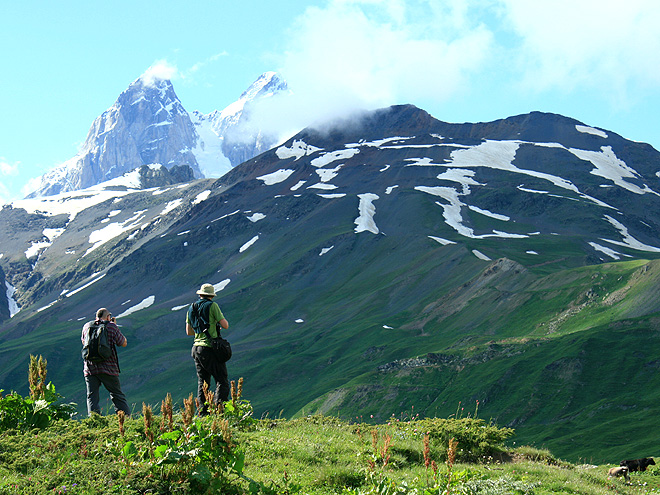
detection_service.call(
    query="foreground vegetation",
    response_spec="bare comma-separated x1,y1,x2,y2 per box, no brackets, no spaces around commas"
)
2,358,660,494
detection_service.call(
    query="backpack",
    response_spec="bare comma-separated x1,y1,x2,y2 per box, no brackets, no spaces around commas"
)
187,299,232,362
82,321,113,363
187,299,214,334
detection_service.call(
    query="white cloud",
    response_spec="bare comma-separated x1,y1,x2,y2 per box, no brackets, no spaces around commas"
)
500,0,660,103
0,158,19,176
186,52,229,77
141,60,179,87
257,0,659,135
257,0,493,136
0,182,12,206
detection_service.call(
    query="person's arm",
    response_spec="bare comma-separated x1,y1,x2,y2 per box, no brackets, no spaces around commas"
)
186,322,195,336
111,322,128,347
218,318,229,330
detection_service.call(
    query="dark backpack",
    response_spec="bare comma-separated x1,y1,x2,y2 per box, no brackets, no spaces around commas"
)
187,299,232,362
82,321,113,362
187,299,214,334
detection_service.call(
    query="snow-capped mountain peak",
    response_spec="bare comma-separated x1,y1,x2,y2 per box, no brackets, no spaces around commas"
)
25,75,202,198
24,71,290,199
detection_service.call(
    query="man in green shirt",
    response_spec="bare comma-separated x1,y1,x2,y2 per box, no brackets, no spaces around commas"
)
186,283,230,414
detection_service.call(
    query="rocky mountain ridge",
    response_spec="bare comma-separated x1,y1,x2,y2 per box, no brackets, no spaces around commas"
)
25,72,288,198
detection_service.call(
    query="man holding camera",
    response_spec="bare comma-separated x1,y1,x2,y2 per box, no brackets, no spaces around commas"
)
81,307,130,416
186,283,230,415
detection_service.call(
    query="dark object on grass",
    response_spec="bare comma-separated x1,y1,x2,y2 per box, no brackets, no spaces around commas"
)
620,457,656,472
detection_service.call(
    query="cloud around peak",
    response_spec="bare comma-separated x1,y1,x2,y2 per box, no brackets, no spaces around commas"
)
140,60,178,87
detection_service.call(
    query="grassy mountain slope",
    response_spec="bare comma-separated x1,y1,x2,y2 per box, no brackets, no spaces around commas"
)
300,259,660,463
3,106,660,465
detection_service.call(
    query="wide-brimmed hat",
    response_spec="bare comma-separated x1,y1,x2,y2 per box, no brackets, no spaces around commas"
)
196,283,216,297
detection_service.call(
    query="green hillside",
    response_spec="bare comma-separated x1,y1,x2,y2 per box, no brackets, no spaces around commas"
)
298,258,660,463
3,244,660,464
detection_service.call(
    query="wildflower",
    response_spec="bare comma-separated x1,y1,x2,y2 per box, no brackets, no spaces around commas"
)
231,380,237,408
117,410,126,437
142,403,154,444
237,377,243,400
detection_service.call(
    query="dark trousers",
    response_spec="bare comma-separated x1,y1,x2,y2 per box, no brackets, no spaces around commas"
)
84,373,130,416
192,345,229,412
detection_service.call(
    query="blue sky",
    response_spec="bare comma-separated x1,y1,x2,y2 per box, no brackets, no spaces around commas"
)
1,0,659,203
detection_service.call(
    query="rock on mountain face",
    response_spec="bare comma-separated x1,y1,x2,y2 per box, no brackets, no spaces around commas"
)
27,77,203,198
27,72,289,199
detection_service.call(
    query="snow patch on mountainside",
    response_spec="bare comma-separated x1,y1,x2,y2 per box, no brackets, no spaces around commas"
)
214,279,231,292
318,193,346,199
469,206,510,221
568,146,659,196
12,187,135,222
415,185,528,240
247,213,266,223
601,215,660,252
472,249,491,261
589,242,627,260
404,140,619,209
160,199,183,216
5,281,20,317
316,165,343,182
320,246,334,256
257,169,295,185
290,180,306,191
311,149,359,168
192,190,212,205
85,210,147,257
240,235,260,252
576,125,608,139
308,183,337,190
355,194,380,234
429,236,456,246
64,273,107,299
25,241,51,260
347,136,415,148
117,295,155,318
276,140,323,160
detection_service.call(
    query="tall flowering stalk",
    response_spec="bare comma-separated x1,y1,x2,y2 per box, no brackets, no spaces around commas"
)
142,403,154,444
231,380,237,409
117,410,126,437
423,433,431,468
182,393,195,437
160,393,173,432
203,384,215,413
28,355,48,400
380,434,392,467
446,437,458,493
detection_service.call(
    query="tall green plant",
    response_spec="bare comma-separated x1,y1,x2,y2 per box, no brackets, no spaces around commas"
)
0,355,77,431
